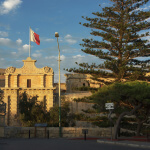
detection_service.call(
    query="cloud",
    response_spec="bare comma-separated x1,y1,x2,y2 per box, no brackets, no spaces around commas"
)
43,38,55,42
11,52,16,55
0,23,10,30
35,28,39,31
0,31,8,37
32,53,42,58
60,55,66,60
16,38,22,45
0,38,30,54
65,34,72,38
18,44,29,52
0,58,4,60
64,34,77,44
45,55,65,60
22,44,29,52
62,48,77,53
45,56,56,59
0,0,22,15
0,37,14,47
73,54,85,58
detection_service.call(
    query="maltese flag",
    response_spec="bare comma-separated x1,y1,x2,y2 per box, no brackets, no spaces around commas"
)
30,28,40,45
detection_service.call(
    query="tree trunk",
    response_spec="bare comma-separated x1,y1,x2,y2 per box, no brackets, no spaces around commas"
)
136,117,148,136
113,112,126,139
136,121,143,136
113,104,142,139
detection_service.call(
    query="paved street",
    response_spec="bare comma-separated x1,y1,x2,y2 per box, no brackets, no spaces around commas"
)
0,138,148,150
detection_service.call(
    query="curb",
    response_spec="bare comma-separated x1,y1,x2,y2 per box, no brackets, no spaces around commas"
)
97,140,150,149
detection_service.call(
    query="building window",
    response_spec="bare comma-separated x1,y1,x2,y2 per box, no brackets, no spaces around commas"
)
27,79,31,88
83,83,85,87
44,96,47,112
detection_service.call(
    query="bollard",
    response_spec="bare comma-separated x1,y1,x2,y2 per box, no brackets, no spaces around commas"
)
29,130,30,139
84,132,86,141
47,130,49,139
82,129,88,141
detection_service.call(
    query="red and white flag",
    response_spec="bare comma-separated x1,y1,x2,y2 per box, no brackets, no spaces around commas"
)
30,28,40,45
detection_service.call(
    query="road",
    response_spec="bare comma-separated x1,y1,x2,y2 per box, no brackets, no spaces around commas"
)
0,138,147,150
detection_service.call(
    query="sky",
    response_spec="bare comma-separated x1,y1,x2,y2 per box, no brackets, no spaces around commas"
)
0,0,150,83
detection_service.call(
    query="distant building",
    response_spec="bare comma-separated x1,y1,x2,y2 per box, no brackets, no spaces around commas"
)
1,57,55,126
54,83,66,94
0,68,5,87
64,73,102,93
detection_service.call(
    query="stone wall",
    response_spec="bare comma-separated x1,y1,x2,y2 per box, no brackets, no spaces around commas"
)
0,127,113,138
0,127,4,137
0,115,5,126
64,92,92,101
69,101,95,114
63,92,95,114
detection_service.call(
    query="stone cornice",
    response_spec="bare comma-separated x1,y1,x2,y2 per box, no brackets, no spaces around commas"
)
5,57,54,75
1,87,56,90
1,87,19,90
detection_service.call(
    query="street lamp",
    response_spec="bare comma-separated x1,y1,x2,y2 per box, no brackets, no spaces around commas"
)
55,32,61,137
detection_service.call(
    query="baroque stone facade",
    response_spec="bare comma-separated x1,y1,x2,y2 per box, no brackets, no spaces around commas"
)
2,57,55,126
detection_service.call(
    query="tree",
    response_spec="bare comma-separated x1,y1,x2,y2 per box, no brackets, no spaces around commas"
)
134,103,150,136
49,97,75,127
49,103,75,127
66,0,150,83
19,92,50,126
88,81,150,139
0,89,5,115
19,92,75,127
0,89,3,103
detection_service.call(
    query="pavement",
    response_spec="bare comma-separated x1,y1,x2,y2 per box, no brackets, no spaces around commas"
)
0,136,150,150
97,136,150,149
70,136,150,149
0,137,149,150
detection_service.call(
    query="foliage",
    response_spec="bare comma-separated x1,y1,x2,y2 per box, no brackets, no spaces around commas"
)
82,108,97,114
49,102,75,127
65,0,150,83
74,113,90,121
85,81,150,139
19,92,50,126
92,120,111,128
90,81,150,113
72,86,98,93
19,92,75,127
74,113,113,127
73,97,92,103
121,121,138,131
120,117,150,136
91,116,113,127
0,89,3,103
120,131,136,137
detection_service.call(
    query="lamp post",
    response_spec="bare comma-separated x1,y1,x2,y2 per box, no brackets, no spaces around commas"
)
55,32,61,137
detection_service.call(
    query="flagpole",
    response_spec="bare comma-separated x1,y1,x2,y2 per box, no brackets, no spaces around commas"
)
29,27,31,57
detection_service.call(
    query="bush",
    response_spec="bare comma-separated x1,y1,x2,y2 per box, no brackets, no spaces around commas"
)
19,92,75,127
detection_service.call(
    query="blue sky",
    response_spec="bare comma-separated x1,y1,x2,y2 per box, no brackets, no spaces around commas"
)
0,0,150,83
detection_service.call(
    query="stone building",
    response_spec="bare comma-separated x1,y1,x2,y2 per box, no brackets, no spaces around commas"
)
65,73,102,93
0,68,5,88
1,57,55,126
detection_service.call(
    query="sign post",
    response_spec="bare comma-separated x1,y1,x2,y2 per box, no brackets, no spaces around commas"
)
105,103,114,140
